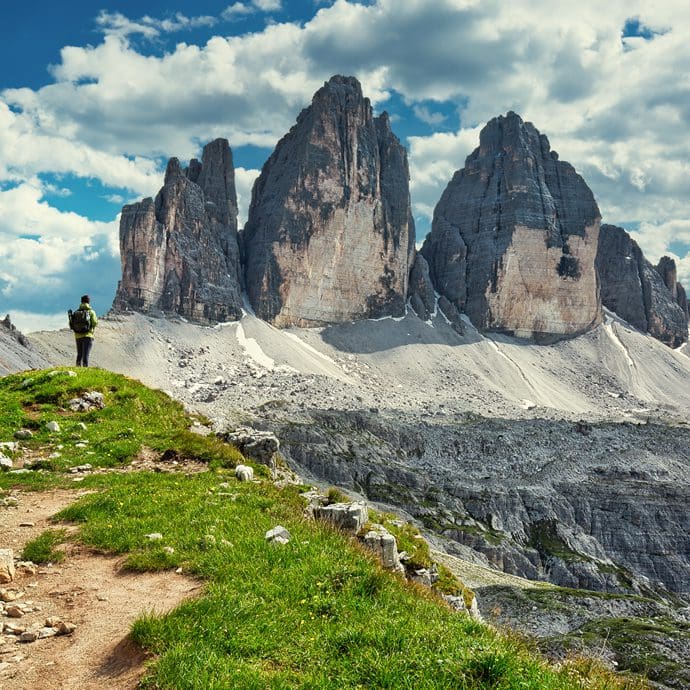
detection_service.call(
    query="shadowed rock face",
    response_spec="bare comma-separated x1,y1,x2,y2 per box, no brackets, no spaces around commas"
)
421,112,602,342
242,75,415,327
597,225,688,347
113,139,243,324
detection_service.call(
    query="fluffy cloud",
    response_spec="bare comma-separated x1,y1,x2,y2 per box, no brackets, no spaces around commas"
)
222,1,282,19
0,101,160,195
2,0,690,328
96,11,218,39
0,180,119,317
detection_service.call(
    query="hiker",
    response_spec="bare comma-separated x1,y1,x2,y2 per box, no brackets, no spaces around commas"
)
68,294,98,367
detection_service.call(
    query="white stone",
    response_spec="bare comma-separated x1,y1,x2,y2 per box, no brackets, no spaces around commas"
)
0,454,12,471
313,502,368,533
363,528,404,572
46,421,60,433
265,525,290,543
145,533,163,540
235,464,254,482
0,550,14,584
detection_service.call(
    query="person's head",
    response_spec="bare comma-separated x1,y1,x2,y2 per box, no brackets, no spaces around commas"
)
81,294,90,304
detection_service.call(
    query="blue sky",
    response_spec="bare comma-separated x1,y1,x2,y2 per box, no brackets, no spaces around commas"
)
2,0,690,331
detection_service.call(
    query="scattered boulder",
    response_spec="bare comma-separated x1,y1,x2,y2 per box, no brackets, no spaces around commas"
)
13,429,33,440
145,533,163,541
46,421,60,433
16,562,36,575
219,427,279,467
0,588,20,602
68,391,105,412
362,526,404,572
234,464,254,482
312,502,368,533
0,453,12,471
265,525,291,544
6,605,23,618
56,620,76,635
0,550,15,584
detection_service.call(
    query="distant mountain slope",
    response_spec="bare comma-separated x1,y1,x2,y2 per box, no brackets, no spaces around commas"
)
0,315,51,375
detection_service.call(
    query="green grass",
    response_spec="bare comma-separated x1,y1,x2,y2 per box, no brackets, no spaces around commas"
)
0,367,243,489
0,368,644,689
569,616,690,686
21,528,68,563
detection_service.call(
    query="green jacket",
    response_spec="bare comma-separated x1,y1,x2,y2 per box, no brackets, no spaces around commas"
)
73,303,98,339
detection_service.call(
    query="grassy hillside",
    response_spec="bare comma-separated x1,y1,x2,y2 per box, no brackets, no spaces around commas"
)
0,368,644,689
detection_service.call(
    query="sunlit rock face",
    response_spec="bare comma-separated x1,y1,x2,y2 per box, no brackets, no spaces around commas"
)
597,226,688,347
242,75,415,327
421,111,602,342
113,138,243,324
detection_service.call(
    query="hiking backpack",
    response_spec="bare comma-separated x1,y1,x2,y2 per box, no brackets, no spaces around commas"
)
69,308,91,334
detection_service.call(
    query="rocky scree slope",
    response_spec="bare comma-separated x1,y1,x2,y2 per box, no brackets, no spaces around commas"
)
26,310,690,600
22,310,690,688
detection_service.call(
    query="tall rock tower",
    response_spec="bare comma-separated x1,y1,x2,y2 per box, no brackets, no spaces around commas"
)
597,225,688,347
420,112,601,341
113,139,243,323
242,75,416,327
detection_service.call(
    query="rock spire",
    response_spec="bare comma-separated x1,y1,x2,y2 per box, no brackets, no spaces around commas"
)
113,138,243,323
597,225,688,347
419,111,602,342
241,75,415,327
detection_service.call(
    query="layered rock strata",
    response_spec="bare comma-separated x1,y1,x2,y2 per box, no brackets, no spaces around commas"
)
597,225,688,347
242,75,415,327
421,112,602,342
113,139,243,323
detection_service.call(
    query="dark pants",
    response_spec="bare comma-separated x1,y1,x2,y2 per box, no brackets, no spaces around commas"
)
76,337,94,367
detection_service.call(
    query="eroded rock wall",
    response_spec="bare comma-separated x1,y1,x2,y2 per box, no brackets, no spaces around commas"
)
597,225,688,347
242,75,415,327
421,112,601,342
113,139,243,324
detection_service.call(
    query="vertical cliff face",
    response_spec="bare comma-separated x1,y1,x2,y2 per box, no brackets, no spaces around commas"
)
113,139,243,323
241,75,415,327
421,112,602,342
597,225,688,347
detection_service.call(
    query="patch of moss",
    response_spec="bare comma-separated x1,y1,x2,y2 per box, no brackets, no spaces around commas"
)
527,520,588,563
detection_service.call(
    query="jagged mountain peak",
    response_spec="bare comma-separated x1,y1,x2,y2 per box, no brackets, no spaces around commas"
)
241,74,415,327
419,113,601,342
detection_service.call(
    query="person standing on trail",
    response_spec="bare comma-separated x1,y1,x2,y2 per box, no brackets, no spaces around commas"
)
68,294,98,367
